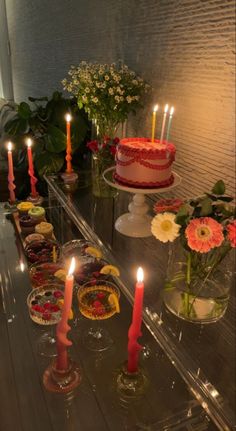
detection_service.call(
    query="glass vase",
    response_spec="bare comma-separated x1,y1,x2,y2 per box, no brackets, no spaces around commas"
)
163,240,233,324
92,153,116,198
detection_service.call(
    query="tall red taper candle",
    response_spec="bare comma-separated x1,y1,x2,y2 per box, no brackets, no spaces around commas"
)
127,267,144,373
26,138,38,197
56,257,75,370
7,142,16,203
65,113,72,174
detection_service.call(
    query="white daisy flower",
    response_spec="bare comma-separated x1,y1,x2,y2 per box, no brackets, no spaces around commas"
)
92,97,98,103
105,75,110,81
151,212,181,243
126,96,132,103
108,88,114,95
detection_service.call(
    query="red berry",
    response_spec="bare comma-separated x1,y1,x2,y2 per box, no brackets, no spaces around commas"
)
92,271,101,278
50,305,60,312
42,312,51,321
43,302,52,310
32,304,44,313
53,290,63,298
97,292,105,299
93,300,102,308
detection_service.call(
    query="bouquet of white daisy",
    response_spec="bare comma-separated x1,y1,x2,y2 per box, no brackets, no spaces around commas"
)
62,61,149,139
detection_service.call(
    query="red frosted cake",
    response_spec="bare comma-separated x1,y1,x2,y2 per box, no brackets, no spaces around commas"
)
115,138,176,188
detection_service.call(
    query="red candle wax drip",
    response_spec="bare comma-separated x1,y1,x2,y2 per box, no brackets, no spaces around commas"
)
27,140,38,197
7,143,16,203
65,114,72,174
127,268,144,373
56,257,75,371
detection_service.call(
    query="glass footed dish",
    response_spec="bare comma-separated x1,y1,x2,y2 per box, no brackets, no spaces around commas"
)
78,280,120,320
29,262,66,288
27,284,64,325
25,239,61,264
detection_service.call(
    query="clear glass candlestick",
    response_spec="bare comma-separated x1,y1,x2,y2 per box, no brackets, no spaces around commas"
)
116,361,148,399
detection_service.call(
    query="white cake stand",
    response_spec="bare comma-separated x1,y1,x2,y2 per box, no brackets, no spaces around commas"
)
103,167,181,238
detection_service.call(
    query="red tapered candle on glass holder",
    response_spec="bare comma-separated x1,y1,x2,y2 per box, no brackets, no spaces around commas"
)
26,138,43,204
7,142,16,204
61,114,78,184
43,256,81,393
56,256,75,371
65,113,72,174
127,267,144,373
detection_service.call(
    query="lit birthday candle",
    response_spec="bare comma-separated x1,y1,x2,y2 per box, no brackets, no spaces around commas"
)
151,104,158,143
127,267,144,373
56,257,75,371
65,113,72,174
7,141,16,203
166,106,175,142
160,104,169,144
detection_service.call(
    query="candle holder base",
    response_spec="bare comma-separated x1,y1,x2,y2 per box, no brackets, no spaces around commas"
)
4,199,19,212
27,193,44,206
116,362,148,399
43,357,81,393
61,172,78,185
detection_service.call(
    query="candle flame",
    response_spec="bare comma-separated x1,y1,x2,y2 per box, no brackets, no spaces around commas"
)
137,267,144,283
26,138,32,147
20,262,25,272
170,106,175,116
68,257,76,276
65,113,72,122
164,104,169,113
7,141,13,151
153,104,158,113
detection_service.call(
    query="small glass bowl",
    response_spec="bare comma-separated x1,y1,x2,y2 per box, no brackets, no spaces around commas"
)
27,284,64,326
78,279,120,321
62,239,100,259
29,261,65,288
25,239,61,264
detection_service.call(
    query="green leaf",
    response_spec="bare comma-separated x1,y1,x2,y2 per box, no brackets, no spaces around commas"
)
17,102,31,119
176,204,189,217
45,125,66,153
4,117,29,135
212,180,225,195
200,198,212,216
35,151,64,177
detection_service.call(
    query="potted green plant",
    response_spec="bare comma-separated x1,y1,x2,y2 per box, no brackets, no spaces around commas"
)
3,91,90,196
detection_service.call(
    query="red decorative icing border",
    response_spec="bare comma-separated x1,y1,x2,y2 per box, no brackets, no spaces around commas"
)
119,138,176,160
116,154,174,170
114,172,174,189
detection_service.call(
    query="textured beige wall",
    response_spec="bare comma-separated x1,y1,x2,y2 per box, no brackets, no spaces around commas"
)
6,0,235,196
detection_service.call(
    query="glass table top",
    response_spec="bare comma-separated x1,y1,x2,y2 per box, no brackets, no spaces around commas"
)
44,172,236,431
0,201,217,431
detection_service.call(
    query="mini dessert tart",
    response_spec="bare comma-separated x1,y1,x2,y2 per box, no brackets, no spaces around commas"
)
17,201,35,215
27,285,64,325
29,262,65,288
25,239,61,264
25,233,45,245
78,283,120,320
115,137,176,188
35,222,54,239
28,206,45,222
19,215,39,235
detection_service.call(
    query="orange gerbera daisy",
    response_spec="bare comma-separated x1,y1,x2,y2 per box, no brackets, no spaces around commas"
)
185,217,224,253
227,220,236,247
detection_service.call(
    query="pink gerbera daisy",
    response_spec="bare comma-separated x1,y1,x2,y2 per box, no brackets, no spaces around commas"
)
154,198,183,214
227,220,236,247
185,217,224,253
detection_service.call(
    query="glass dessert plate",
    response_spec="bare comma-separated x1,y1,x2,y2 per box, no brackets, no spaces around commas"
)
77,279,120,351
27,284,64,356
29,261,65,288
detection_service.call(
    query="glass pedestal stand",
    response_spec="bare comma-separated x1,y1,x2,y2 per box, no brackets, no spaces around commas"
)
116,362,148,399
43,358,81,394
103,167,181,238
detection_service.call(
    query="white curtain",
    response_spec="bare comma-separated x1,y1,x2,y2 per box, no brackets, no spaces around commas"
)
0,0,14,101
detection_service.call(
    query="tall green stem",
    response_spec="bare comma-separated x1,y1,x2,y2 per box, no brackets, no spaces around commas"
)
185,252,191,316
